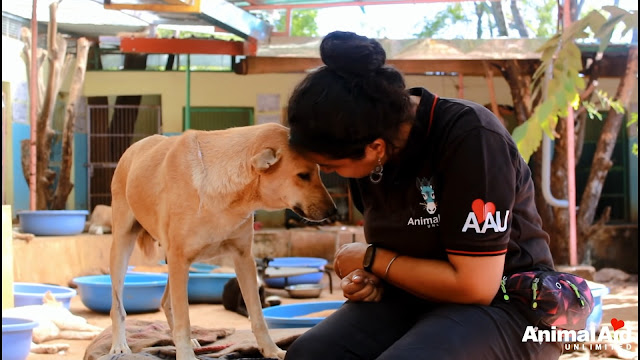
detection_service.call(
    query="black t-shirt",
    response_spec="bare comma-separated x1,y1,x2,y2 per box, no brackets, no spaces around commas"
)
350,87,555,275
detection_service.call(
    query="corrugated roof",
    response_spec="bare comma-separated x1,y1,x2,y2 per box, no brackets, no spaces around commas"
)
2,0,150,37
258,37,548,60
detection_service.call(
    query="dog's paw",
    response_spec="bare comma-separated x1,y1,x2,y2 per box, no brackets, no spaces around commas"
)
109,343,132,354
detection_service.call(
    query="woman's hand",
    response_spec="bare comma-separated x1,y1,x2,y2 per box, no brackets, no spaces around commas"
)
333,242,368,279
341,269,384,302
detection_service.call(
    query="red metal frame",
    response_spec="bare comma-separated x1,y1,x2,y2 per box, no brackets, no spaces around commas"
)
119,37,249,55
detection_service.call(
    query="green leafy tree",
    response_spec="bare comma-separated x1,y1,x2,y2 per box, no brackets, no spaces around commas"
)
512,7,636,162
248,9,317,36
415,3,469,38
510,6,637,263
522,0,557,37
291,9,318,37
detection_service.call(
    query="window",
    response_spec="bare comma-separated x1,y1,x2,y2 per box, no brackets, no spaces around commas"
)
576,114,632,223
183,107,254,131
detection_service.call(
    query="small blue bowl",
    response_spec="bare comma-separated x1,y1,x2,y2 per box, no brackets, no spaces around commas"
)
129,262,230,303
187,273,237,303
2,317,39,360
264,257,327,288
263,300,345,329
73,274,168,314
14,282,77,309
585,282,610,330
189,263,220,273
18,210,89,236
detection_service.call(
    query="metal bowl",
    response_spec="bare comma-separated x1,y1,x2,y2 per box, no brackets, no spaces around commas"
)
285,284,323,299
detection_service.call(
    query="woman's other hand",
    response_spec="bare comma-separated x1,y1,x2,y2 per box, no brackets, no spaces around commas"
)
333,242,368,279
341,269,384,302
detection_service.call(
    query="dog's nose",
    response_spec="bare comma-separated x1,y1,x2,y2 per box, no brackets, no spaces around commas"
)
325,206,338,219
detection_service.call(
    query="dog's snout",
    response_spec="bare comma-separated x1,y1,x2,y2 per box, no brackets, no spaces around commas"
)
325,206,338,219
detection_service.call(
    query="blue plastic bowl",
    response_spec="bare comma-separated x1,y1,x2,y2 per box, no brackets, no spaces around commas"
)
73,274,168,314
2,317,39,360
585,282,610,330
189,263,220,273
264,257,328,288
263,300,345,329
128,262,230,303
187,273,237,303
14,282,77,309
17,210,89,236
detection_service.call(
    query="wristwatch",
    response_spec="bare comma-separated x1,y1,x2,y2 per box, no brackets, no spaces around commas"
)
362,244,377,273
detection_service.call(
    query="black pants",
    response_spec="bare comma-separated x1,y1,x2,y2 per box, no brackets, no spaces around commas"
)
285,290,562,360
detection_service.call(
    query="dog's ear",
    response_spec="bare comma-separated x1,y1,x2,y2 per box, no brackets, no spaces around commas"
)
251,148,281,171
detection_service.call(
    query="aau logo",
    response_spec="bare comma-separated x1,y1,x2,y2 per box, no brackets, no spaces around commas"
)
461,199,509,233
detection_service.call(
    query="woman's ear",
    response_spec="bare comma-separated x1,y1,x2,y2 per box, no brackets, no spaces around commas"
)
367,139,387,159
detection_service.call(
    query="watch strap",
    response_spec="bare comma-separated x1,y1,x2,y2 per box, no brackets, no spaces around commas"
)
363,244,377,272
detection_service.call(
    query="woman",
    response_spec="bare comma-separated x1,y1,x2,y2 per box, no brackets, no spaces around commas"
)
284,31,562,360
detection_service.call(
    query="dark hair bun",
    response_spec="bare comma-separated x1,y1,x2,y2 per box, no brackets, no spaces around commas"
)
320,31,386,76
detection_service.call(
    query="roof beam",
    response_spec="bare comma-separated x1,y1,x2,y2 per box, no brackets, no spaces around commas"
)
232,56,540,76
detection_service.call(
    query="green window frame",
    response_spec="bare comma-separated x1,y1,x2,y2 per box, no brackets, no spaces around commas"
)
183,107,254,131
576,114,632,223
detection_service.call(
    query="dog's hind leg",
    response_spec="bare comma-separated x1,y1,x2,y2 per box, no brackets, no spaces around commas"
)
108,208,139,355
232,247,286,359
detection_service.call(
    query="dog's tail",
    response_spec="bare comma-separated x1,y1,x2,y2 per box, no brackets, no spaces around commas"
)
136,230,157,258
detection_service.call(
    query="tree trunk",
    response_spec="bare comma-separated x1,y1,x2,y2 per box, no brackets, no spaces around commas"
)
510,0,529,38
475,3,484,39
577,46,638,240
20,28,46,118
20,2,73,210
37,2,70,209
498,59,532,124
548,116,571,264
51,38,90,210
488,1,508,36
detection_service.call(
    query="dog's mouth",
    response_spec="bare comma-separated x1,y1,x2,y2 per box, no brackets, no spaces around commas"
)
292,206,306,219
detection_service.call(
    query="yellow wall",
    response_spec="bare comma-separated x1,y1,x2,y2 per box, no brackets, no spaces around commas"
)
83,71,303,133
82,70,523,133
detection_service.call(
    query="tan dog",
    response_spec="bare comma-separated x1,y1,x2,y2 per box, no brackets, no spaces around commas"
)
109,123,336,360
86,204,113,234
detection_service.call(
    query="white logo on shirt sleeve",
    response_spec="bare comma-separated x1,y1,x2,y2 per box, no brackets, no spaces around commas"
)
461,199,510,233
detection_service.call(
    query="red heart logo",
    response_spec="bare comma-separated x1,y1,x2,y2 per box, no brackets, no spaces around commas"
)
471,199,496,223
611,318,625,331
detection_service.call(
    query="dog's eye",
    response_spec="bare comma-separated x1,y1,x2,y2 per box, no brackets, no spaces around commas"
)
297,173,311,181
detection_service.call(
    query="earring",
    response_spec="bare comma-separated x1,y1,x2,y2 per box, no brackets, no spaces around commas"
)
369,158,383,184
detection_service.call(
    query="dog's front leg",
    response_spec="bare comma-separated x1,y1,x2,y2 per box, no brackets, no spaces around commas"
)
166,257,199,360
233,253,286,359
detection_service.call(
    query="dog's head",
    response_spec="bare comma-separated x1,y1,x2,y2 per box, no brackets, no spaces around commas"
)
251,124,337,222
